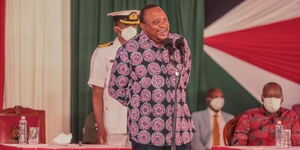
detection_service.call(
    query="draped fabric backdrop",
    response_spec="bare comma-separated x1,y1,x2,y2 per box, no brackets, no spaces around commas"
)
2,0,299,144
5,0,71,143
0,0,5,110
71,0,204,142
204,0,300,109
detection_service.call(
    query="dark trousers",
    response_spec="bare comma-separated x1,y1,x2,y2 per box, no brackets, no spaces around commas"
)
132,141,191,150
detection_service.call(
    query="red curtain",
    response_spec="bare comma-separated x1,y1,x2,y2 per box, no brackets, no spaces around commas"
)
205,18,300,84
0,0,5,109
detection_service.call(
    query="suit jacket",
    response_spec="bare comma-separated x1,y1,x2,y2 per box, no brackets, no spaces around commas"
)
191,109,234,150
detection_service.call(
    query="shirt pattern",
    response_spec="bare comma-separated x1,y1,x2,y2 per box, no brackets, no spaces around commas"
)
108,31,194,146
232,106,300,146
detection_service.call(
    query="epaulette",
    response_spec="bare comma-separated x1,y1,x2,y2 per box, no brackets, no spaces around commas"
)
98,41,113,48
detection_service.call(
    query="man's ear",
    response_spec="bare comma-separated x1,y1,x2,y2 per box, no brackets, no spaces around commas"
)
113,26,121,35
140,23,145,30
205,97,210,104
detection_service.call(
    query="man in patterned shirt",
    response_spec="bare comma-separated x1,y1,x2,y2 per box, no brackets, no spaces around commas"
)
108,4,194,150
232,82,300,146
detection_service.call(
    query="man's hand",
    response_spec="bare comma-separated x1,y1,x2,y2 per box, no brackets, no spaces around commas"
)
92,86,107,144
97,126,107,144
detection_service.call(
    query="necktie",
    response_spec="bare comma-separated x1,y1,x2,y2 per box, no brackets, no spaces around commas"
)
213,114,220,146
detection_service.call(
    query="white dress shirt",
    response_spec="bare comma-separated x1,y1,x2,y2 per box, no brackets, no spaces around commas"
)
88,38,127,135
206,107,226,149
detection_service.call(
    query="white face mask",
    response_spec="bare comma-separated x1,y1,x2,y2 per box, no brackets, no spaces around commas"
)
263,97,281,113
210,97,224,111
121,26,137,41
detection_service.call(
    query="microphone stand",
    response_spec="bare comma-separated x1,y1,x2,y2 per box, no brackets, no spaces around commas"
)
171,67,181,150
163,38,185,150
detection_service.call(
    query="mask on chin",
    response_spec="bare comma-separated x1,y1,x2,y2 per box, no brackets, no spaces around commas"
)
121,26,137,41
263,97,281,113
210,97,224,111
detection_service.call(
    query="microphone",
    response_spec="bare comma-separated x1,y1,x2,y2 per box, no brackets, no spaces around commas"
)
175,38,185,63
163,38,175,58
164,38,179,150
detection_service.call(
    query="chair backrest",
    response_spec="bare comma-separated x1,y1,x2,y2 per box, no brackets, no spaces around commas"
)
292,104,300,123
0,105,46,143
82,113,97,144
223,113,243,146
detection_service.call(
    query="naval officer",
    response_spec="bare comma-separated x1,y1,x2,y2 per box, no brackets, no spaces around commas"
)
87,10,140,146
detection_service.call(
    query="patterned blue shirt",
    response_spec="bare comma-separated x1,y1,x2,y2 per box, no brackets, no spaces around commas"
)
108,31,195,146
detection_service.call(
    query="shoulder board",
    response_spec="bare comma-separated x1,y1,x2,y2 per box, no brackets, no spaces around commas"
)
98,41,113,48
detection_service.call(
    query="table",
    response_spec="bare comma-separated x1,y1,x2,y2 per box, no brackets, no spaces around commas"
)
0,144,132,150
212,146,300,150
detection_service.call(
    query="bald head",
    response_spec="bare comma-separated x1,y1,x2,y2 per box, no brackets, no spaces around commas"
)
262,82,283,99
206,88,224,99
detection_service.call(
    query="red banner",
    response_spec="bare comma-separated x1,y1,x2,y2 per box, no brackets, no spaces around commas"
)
205,18,300,84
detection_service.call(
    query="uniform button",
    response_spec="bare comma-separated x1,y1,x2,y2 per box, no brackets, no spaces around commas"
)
105,107,108,110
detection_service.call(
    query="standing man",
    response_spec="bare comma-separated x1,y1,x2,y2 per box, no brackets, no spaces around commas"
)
108,4,194,150
87,10,140,146
191,88,234,150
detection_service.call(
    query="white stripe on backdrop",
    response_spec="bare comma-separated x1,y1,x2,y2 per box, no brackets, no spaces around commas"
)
203,0,300,109
204,45,300,109
5,0,71,143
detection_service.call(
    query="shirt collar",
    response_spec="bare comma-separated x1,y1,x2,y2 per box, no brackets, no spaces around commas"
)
113,37,122,48
140,31,170,48
207,107,222,116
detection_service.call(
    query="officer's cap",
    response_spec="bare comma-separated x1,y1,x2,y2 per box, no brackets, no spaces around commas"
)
107,10,140,25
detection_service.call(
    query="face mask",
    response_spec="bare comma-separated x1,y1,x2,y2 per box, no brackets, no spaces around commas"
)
210,97,224,111
263,97,281,113
121,26,137,41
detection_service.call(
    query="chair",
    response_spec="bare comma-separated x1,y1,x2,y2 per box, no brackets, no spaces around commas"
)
223,113,243,146
0,105,46,143
292,104,300,123
82,113,97,144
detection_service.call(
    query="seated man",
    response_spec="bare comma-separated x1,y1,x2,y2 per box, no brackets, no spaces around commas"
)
232,82,300,146
191,88,234,150
292,104,300,123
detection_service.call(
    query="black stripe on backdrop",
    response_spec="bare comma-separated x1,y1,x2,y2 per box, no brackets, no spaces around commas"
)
205,0,244,28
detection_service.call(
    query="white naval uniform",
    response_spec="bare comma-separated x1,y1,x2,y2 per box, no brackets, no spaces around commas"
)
88,38,129,146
